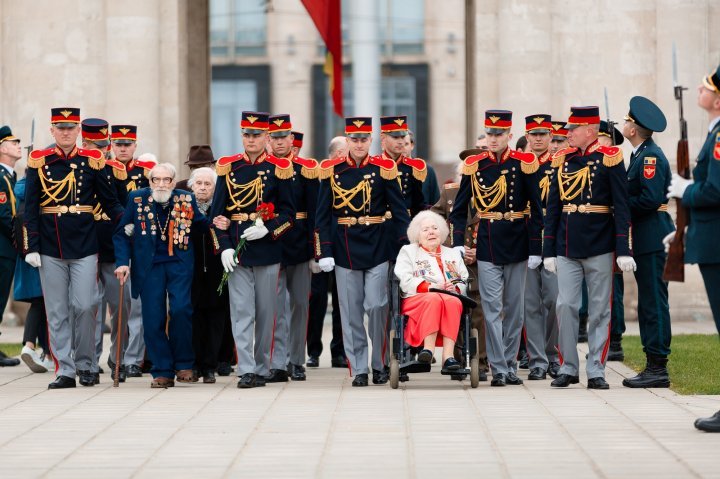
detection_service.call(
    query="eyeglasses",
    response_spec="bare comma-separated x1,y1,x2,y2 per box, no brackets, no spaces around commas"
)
151,177,173,185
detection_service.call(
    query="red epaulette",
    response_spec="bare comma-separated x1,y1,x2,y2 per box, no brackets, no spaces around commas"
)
293,156,319,179
27,148,55,168
597,145,624,167
265,154,294,179
461,151,489,175
105,159,128,180
215,153,243,176
78,148,105,170
551,147,577,168
318,157,345,179
509,150,540,174
401,157,428,182
133,159,156,171
369,155,399,180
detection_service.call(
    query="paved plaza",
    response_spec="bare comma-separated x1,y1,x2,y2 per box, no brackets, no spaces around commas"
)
0,322,718,479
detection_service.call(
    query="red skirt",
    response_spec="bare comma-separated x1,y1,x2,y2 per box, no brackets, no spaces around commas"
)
401,292,462,347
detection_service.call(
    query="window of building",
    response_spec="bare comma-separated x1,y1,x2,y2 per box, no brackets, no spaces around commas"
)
210,0,267,59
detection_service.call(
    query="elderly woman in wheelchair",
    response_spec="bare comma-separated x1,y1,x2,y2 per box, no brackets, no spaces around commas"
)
393,210,470,373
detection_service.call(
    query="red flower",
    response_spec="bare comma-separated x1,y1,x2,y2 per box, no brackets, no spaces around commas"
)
257,202,275,221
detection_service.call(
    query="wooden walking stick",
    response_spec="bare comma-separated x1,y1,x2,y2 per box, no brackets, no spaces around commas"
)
113,281,125,388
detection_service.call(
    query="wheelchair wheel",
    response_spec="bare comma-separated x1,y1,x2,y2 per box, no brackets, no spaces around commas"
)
470,328,480,388
389,330,400,389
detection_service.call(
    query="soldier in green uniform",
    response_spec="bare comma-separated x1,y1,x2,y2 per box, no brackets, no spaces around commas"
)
667,64,720,432
620,96,674,388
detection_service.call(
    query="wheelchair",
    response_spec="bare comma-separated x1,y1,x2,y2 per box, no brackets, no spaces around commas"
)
388,276,481,389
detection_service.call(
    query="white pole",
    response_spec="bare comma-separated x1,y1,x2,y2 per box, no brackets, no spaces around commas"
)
350,0,382,154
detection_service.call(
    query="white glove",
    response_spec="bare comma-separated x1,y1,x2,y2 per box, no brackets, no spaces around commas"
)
318,257,335,272
453,246,465,257
616,256,637,272
543,257,556,274
667,174,694,199
662,231,675,253
240,224,269,241
527,255,542,270
124,224,135,236
309,260,322,274
25,252,41,268
220,249,238,273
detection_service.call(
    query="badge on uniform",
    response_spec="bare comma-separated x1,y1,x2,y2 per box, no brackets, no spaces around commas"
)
0,192,6,204
643,157,656,179
714,133,720,161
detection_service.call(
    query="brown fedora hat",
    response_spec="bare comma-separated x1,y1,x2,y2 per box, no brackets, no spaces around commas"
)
185,144,215,166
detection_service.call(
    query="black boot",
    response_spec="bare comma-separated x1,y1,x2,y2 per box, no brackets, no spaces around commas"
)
622,355,670,388
578,314,588,343
606,334,624,361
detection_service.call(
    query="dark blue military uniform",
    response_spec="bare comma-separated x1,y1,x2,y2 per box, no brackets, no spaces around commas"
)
281,155,319,266
450,148,543,263
315,155,411,270
627,138,674,357
114,188,209,379
0,162,17,318
682,117,720,332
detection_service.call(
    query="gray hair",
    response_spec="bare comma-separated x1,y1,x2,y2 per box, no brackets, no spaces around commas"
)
328,136,346,156
149,162,177,180
187,167,217,188
406,210,450,245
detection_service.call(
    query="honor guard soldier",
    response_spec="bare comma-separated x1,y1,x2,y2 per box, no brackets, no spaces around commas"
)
380,115,427,260
598,120,627,361
0,125,22,367
266,114,318,382
314,116,411,387
23,107,124,389
210,111,296,389
431,157,488,381
449,110,543,387
291,130,304,157
114,163,211,388
549,121,569,156
618,96,673,388
543,106,634,390
522,114,560,380
81,119,129,384
667,64,720,432
110,124,150,377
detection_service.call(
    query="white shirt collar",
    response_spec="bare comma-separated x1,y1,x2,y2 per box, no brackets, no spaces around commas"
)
632,143,643,156
0,163,14,176
709,115,720,133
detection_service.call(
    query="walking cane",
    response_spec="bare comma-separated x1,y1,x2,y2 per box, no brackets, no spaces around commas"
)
113,280,125,388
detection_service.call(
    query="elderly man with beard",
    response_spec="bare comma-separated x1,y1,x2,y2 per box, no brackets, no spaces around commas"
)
114,163,212,388
187,167,230,383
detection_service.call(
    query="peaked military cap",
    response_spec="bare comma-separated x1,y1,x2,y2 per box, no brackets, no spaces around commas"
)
484,110,512,134
380,115,409,137
703,63,720,94
566,106,600,129
551,121,568,139
111,125,138,145
625,96,667,133
291,131,304,148
599,120,624,145
0,125,19,144
241,111,269,134
51,107,81,128
268,114,292,137
81,118,111,148
525,114,552,133
345,116,372,138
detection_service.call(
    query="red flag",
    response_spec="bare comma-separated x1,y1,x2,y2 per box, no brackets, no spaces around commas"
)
301,0,343,116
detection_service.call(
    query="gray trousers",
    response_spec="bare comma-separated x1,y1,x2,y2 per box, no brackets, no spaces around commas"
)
272,261,312,369
228,263,281,376
335,262,389,376
123,295,145,366
556,253,613,379
524,264,559,370
39,254,98,377
477,260,527,375
93,262,131,372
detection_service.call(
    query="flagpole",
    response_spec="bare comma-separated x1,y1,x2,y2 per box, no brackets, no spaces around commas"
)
465,0,477,148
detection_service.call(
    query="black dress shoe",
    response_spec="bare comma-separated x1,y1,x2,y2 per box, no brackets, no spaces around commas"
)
400,372,410,382
491,373,506,387
331,356,348,368
441,357,461,372
216,362,233,376
289,364,306,381
111,365,127,383
528,367,547,380
551,374,580,388
266,369,289,383
306,356,319,368
48,375,77,389
587,377,609,389
694,410,720,433
372,368,389,385
417,349,433,364
93,372,100,385
547,362,560,379
622,367,670,388
506,371,523,385
78,370,96,387
352,373,369,387
479,369,488,382
518,351,529,370
238,373,258,388
0,356,20,367
255,375,267,387
126,364,143,377
203,371,216,384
